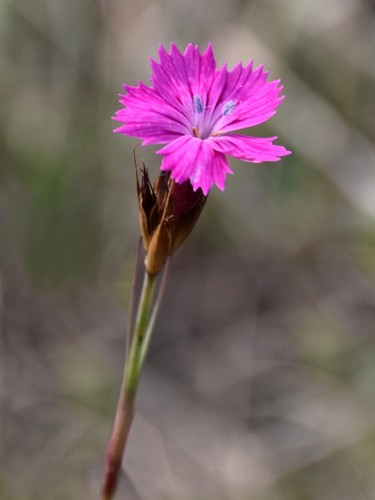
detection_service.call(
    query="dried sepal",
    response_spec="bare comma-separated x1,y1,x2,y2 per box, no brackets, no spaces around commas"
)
134,158,159,252
134,159,207,275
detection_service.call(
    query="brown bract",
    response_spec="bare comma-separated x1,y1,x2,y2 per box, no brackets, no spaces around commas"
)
135,166,207,275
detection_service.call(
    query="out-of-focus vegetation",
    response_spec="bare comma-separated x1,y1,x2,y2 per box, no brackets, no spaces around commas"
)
1,1,375,499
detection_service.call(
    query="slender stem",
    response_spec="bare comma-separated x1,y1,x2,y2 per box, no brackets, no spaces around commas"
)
124,271,157,394
101,270,157,500
126,238,143,354
139,257,171,368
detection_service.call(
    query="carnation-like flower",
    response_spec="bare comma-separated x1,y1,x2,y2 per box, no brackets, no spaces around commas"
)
114,43,291,195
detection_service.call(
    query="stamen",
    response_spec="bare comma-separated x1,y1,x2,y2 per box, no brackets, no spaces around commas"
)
192,127,200,137
222,100,236,116
193,95,204,113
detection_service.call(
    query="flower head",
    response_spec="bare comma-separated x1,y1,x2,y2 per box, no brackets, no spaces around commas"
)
114,43,291,195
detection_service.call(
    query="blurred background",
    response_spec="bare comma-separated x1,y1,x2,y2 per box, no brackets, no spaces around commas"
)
1,0,375,499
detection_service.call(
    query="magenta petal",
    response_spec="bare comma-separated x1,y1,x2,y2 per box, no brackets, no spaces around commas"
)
152,43,217,116
211,134,291,162
151,46,192,108
113,82,191,143
157,137,233,195
217,81,285,132
184,43,216,98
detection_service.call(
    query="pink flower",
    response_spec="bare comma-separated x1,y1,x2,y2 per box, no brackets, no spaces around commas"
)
114,43,291,195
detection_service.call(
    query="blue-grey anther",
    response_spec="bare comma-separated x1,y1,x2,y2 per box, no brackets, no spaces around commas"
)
193,95,204,113
222,100,236,116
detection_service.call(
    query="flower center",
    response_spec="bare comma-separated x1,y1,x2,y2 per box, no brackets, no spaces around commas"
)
191,95,237,139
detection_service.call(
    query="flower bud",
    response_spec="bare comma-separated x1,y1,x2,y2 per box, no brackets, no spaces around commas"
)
135,167,206,275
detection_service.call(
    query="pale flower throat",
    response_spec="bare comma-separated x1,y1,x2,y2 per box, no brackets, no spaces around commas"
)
192,94,236,139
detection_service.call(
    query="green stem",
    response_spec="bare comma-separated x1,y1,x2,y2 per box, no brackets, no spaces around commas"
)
125,271,157,395
139,257,171,368
101,270,157,500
